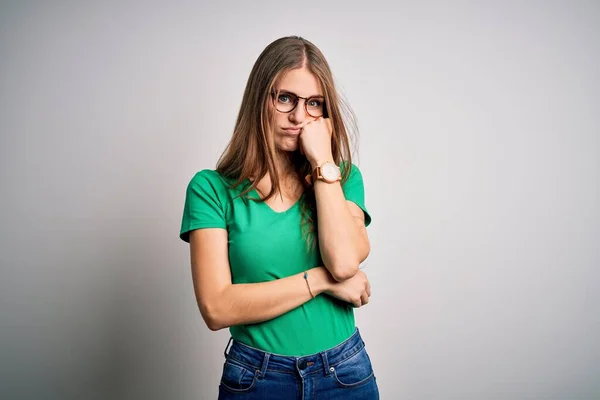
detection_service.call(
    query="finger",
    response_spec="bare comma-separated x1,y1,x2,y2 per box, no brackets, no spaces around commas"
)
361,292,369,305
298,119,312,129
324,118,333,136
366,281,371,297
352,298,362,308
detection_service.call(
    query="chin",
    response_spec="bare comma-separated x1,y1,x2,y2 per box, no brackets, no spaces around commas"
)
275,137,300,152
276,145,299,153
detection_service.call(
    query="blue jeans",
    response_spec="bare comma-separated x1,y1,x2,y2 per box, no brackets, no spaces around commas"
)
218,327,379,399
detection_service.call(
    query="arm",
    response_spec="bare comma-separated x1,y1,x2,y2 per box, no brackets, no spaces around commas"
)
313,169,371,282
189,228,333,331
299,117,371,282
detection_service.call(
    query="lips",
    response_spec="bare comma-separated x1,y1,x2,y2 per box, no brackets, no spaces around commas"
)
282,127,302,134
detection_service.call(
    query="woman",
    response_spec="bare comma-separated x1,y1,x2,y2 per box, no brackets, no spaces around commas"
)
180,36,379,399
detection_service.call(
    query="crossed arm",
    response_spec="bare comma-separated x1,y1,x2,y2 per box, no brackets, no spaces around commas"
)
189,198,370,331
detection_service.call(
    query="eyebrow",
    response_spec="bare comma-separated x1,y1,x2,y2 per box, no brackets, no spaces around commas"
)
278,89,324,98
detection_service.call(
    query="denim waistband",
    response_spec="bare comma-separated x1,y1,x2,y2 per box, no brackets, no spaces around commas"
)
223,327,365,378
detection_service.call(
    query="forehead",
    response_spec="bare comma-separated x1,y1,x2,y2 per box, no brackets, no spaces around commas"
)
275,67,322,96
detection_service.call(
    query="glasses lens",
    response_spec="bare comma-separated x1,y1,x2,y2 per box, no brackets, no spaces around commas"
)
306,97,325,117
274,92,297,112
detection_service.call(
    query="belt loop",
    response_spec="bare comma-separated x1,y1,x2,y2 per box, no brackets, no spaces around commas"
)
258,352,270,379
321,351,331,376
223,336,233,359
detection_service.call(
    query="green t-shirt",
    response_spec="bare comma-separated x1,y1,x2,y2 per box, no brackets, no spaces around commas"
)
180,163,371,356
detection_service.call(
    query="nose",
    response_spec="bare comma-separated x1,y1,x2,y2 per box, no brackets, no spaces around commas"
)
289,99,307,123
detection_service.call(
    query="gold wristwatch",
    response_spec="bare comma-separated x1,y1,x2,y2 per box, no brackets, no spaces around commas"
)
310,162,341,184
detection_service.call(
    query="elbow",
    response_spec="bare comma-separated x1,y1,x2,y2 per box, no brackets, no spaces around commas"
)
331,241,370,282
330,262,360,282
196,286,235,331
359,248,370,265
204,314,225,331
359,240,371,264
199,301,228,331
207,322,225,332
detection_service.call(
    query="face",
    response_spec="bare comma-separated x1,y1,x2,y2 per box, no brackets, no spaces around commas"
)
269,66,323,152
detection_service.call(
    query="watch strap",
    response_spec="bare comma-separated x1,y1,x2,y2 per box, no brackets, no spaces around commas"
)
310,166,321,184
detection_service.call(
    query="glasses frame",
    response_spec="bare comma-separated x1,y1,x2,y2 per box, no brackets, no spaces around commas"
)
270,90,326,118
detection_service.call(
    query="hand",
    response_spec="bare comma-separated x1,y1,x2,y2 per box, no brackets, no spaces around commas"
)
325,270,371,308
298,117,334,168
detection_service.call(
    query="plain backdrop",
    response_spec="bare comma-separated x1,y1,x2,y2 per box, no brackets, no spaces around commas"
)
1,1,599,399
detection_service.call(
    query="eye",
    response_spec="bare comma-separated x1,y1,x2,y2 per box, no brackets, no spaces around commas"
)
307,98,323,107
278,94,292,103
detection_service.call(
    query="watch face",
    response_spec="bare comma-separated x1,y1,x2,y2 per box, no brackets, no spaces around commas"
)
321,163,341,182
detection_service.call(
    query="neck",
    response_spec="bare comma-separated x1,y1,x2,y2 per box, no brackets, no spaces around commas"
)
251,151,303,199
274,150,297,179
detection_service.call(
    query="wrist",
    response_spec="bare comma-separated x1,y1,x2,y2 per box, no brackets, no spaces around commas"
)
309,156,334,170
309,266,333,295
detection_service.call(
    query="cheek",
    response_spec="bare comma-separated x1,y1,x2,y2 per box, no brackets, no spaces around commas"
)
274,111,289,127
266,103,285,125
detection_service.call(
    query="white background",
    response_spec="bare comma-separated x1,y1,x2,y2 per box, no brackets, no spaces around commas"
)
1,1,599,399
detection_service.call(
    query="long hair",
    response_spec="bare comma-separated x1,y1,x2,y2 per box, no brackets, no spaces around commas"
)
216,36,358,248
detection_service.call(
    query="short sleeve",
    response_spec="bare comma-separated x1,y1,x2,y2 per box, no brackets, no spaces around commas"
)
179,170,227,243
341,163,372,227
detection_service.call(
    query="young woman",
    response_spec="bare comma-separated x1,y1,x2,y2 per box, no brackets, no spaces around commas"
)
180,36,379,399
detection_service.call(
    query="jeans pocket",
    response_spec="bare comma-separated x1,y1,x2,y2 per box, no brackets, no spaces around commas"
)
331,346,375,388
219,358,258,393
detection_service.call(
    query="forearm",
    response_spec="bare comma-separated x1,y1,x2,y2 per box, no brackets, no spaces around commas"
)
314,180,368,281
202,266,332,331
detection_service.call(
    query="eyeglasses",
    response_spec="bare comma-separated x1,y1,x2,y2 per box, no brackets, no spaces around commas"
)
271,90,325,118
